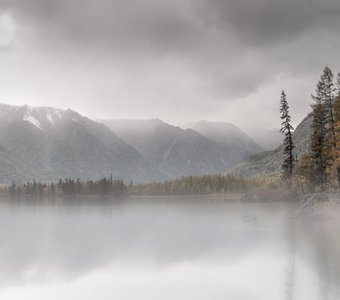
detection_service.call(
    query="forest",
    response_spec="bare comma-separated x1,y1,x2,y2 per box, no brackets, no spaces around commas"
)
281,67,340,193
5,174,263,197
128,174,263,195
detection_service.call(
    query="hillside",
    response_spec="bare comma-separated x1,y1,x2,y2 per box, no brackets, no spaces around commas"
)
231,113,313,178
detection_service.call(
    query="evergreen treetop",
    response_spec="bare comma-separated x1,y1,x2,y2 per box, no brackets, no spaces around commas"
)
279,90,295,181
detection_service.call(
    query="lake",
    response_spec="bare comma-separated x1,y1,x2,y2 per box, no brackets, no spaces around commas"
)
0,196,339,300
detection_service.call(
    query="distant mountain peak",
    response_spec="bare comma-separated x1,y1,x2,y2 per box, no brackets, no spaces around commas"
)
0,103,86,131
23,105,63,130
182,120,263,153
0,102,158,183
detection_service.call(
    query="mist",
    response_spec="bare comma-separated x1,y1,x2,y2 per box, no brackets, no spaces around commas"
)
0,1,340,299
1,198,339,300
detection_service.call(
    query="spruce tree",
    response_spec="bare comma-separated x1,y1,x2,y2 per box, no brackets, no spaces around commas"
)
280,90,295,181
334,72,340,185
309,67,337,189
320,67,337,149
310,97,327,188
334,95,340,185
310,77,333,189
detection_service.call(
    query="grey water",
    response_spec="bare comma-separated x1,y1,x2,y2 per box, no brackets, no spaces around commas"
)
0,196,339,300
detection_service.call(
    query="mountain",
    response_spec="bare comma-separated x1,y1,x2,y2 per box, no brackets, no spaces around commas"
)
244,127,283,150
231,113,313,178
101,119,253,178
182,120,264,154
0,103,288,184
0,104,159,183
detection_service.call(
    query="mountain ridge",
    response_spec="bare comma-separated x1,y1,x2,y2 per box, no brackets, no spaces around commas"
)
101,118,263,179
182,120,264,154
0,103,274,183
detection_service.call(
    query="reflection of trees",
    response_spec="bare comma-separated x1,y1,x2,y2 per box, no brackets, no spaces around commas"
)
286,223,296,300
285,216,340,300
317,231,330,300
315,229,340,300
294,215,340,300
285,199,340,300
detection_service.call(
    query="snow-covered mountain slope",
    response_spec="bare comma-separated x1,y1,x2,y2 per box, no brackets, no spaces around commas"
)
0,104,160,183
1,104,73,130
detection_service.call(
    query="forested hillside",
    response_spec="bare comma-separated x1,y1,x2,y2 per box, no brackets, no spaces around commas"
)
231,113,312,177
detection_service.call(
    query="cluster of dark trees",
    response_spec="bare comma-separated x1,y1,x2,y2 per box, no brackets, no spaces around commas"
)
7,174,261,197
281,67,340,191
8,177,126,196
129,174,263,195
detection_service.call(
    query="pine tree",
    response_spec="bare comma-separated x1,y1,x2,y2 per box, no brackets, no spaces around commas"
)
280,90,295,181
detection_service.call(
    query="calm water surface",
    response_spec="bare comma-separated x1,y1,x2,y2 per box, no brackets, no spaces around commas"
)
0,196,339,300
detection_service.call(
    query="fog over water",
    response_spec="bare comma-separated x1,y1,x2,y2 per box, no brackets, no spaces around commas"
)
0,197,339,300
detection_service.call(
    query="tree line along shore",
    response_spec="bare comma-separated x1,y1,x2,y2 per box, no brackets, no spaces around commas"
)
3,174,263,197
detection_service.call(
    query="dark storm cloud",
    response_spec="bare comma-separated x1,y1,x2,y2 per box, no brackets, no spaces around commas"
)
3,0,340,48
0,0,339,128
0,0,203,54
201,0,340,45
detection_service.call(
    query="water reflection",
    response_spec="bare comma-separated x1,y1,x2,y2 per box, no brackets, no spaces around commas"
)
285,222,296,300
0,197,339,300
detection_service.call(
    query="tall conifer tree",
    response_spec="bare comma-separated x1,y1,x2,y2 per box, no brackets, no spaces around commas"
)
320,67,337,149
333,72,340,185
310,96,327,188
309,67,337,189
280,90,295,181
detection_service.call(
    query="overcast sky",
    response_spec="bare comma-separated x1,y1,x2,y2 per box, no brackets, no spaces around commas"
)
0,0,339,130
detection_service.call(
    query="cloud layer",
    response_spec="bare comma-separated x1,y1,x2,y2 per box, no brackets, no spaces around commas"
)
0,0,339,129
